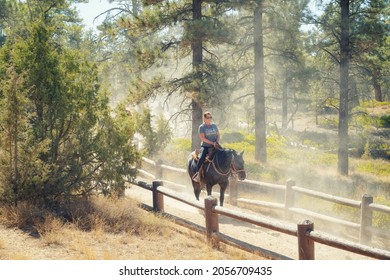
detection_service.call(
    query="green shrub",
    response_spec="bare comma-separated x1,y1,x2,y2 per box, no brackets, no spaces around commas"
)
171,138,192,151
0,33,139,206
135,108,172,157
221,131,245,143
267,133,290,161
244,134,256,145
307,152,337,166
318,117,338,129
354,159,390,177
379,115,390,128
224,142,254,154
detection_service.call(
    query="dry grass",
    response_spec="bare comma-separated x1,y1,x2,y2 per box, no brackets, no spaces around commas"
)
0,196,262,260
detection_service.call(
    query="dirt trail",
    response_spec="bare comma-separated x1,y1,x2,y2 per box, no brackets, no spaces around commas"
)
125,181,373,260
0,179,374,260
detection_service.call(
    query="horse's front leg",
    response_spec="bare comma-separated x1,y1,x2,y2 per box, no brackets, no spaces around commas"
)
219,182,228,206
206,183,213,197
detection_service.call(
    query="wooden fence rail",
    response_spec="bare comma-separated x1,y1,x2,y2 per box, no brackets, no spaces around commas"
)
140,157,390,247
130,179,390,260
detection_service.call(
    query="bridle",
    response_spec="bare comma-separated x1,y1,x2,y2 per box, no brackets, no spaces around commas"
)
231,157,246,176
207,151,245,177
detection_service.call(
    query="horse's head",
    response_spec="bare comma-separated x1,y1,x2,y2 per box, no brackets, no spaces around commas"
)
232,150,246,180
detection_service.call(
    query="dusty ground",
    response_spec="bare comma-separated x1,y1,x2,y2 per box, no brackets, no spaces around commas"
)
0,224,72,259
0,200,263,260
0,177,379,260
124,181,375,260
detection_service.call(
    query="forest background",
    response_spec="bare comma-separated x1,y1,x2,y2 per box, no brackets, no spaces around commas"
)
0,0,389,226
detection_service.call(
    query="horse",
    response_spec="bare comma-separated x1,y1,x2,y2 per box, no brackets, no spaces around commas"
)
187,147,246,206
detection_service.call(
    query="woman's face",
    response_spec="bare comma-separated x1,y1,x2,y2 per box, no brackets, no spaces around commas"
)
204,114,212,124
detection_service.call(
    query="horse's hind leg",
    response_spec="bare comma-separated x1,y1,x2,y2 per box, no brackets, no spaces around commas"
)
193,183,201,201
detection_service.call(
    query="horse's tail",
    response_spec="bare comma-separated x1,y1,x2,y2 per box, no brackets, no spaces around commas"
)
187,152,198,177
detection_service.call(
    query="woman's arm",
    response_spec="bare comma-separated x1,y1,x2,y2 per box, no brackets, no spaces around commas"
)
199,132,216,146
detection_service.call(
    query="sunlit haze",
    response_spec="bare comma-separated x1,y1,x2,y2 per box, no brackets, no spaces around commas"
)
73,0,116,31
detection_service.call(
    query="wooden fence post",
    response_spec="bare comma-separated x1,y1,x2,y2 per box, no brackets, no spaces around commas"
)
297,220,315,260
360,194,373,245
284,179,295,220
229,175,238,206
204,196,219,248
152,181,164,212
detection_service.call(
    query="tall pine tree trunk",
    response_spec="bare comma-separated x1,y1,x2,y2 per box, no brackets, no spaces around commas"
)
338,0,350,175
254,2,267,163
282,70,288,130
373,73,383,101
191,0,203,150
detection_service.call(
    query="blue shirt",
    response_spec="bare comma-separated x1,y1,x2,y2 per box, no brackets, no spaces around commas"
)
199,123,219,147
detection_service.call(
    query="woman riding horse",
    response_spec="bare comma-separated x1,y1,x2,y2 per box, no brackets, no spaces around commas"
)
192,111,220,183
188,146,246,206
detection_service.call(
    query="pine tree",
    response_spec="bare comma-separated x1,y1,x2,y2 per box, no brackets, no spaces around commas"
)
352,0,389,102
0,67,32,205
0,0,140,205
310,0,388,175
106,0,235,150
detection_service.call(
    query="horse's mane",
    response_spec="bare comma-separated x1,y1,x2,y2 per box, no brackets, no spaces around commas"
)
215,148,235,163
219,148,235,155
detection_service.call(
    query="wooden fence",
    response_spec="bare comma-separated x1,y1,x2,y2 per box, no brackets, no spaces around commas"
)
139,157,390,247
130,179,390,260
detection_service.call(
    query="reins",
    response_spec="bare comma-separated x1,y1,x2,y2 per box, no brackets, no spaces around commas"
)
206,150,244,177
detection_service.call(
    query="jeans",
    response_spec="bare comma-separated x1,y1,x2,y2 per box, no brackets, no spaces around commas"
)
196,146,209,172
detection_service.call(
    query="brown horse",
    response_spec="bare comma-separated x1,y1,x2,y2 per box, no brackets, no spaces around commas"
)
187,148,246,206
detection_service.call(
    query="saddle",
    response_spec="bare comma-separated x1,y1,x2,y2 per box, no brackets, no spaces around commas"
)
191,144,221,162
191,149,201,160
191,144,223,183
